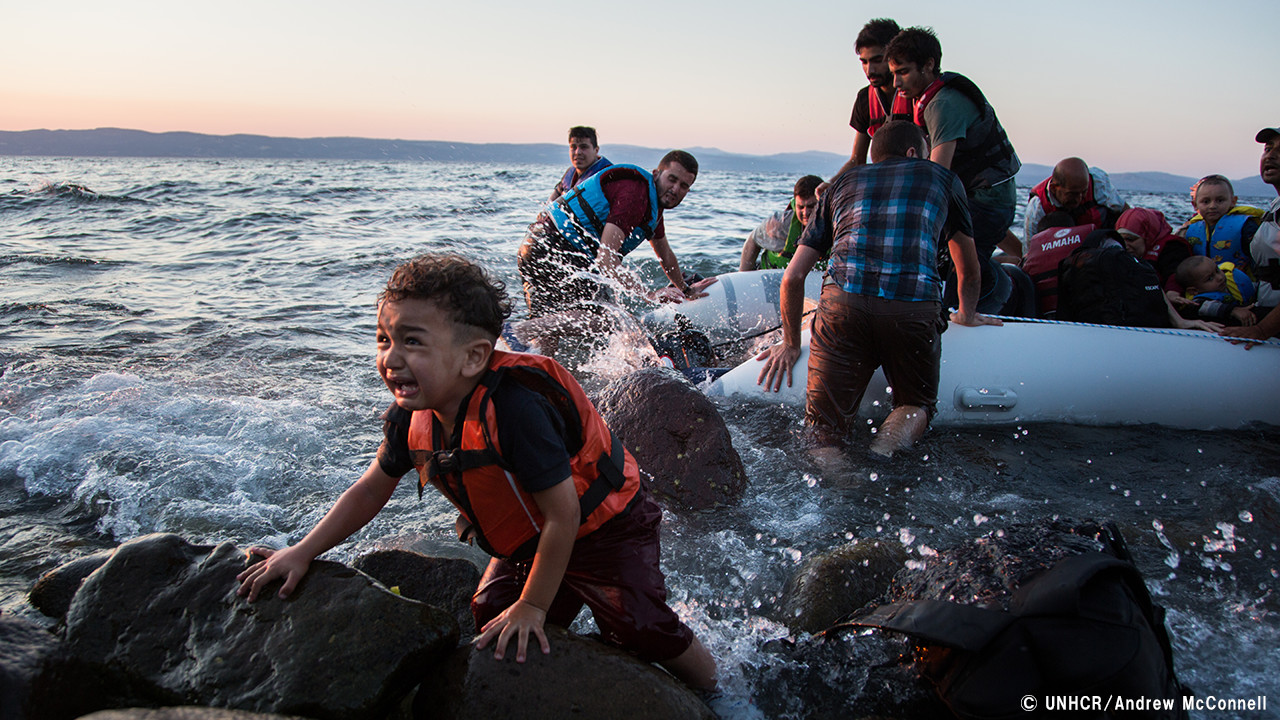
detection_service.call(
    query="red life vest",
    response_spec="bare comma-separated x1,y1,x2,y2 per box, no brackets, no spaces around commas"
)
1020,224,1095,316
1030,177,1106,229
866,87,912,137
408,350,640,560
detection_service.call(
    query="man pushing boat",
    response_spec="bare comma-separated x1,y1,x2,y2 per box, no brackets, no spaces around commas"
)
756,121,1000,457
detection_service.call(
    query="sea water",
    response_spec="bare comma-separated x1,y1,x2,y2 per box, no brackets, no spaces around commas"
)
1,157,1277,718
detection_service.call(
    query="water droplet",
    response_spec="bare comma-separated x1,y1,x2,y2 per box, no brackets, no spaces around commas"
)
1239,510,1254,523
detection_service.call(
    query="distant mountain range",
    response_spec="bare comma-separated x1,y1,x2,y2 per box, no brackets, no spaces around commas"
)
1,128,1272,198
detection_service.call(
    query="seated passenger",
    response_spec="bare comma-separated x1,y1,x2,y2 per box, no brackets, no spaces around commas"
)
1175,256,1257,326
1023,157,1130,242
1174,175,1264,273
1114,207,1191,290
738,175,824,271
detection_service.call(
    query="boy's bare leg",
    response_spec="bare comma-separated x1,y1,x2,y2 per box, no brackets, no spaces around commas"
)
660,635,717,691
869,404,928,457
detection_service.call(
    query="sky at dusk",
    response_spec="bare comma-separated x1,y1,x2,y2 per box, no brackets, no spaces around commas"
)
5,0,1279,179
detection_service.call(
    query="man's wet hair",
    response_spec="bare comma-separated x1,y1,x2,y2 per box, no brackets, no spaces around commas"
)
1191,173,1234,200
793,175,824,198
870,121,928,162
568,126,599,147
856,18,900,51
886,26,942,71
657,149,699,178
380,254,512,340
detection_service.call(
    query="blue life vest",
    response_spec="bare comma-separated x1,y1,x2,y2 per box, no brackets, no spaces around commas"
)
1190,262,1256,305
557,156,612,196
547,164,661,258
1185,208,1261,270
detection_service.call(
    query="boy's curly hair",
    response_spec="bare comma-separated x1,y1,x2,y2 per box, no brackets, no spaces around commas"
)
380,254,512,339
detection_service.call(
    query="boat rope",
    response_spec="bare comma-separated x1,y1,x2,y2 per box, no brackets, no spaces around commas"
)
971,313,1280,349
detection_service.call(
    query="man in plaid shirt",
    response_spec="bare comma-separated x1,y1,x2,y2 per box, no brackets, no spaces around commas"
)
758,121,1002,456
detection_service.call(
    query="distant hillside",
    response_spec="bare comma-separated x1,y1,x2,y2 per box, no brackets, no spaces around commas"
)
0,128,845,176
1,128,1272,197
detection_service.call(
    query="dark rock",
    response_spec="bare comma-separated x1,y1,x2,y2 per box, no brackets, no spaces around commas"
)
77,709,307,720
780,538,908,635
416,625,713,720
63,533,459,720
756,520,1179,720
1,614,70,720
752,631,946,719
593,368,747,510
352,549,480,639
29,550,114,621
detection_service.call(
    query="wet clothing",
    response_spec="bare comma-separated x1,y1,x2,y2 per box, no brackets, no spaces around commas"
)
376,353,693,661
471,491,694,662
518,165,666,317
850,85,911,138
1023,168,1127,242
550,156,612,201
806,287,946,441
799,156,970,439
404,351,640,561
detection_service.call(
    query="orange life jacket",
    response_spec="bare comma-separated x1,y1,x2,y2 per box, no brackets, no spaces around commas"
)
408,350,640,560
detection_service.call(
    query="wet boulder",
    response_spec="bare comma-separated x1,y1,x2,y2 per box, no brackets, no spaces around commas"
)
1,613,75,720
62,533,459,720
416,625,713,720
779,538,908,635
352,549,480,639
28,549,113,621
593,368,747,510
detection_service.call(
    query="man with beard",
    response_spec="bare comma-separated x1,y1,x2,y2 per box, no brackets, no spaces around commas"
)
517,150,715,318
833,18,905,176
1222,127,1280,344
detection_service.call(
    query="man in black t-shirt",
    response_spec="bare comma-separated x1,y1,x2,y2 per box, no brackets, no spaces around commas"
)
831,18,904,178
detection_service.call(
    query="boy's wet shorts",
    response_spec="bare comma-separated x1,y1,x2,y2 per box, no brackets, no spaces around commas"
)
471,489,694,663
805,286,943,442
516,217,614,318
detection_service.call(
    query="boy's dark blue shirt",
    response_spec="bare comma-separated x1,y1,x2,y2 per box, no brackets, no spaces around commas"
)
378,380,573,493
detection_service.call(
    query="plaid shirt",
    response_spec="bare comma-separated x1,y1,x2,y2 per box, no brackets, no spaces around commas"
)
800,156,973,302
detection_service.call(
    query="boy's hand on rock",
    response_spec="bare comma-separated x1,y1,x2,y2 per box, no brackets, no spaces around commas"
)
475,598,550,663
236,545,312,601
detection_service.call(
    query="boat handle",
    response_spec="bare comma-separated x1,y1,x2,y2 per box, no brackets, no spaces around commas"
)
954,387,1017,411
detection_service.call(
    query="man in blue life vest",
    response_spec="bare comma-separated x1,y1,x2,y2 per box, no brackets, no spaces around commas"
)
886,27,1022,314
738,175,824,271
1023,157,1130,242
831,18,907,176
549,126,612,202
517,149,715,319
1222,126,1280,345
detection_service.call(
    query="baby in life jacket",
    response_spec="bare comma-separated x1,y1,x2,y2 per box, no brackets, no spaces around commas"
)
1175,175,1263,272
1175,255,1257,326
236,254,720,702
